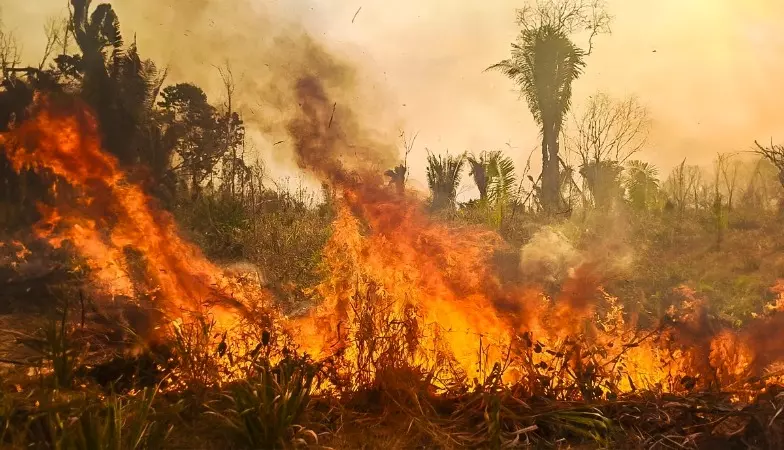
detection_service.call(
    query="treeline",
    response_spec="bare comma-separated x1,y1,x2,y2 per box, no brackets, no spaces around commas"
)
0,1,261,223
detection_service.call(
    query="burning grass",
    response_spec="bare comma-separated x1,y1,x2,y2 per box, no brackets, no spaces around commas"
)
2,92,784,449
2,289,784,449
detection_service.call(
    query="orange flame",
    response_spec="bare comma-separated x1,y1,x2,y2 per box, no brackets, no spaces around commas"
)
0,95,255,332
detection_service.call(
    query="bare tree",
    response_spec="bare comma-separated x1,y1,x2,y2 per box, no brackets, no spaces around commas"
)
385,131,417,195
715,152,740,210
39,16,68,71
664,159,701,217
690,167,705,211
216,62,239,196
741,157,784,211
569,93,650,166
567,92,649,208
753,140,784,188
0,22,21,79
516,0,612,54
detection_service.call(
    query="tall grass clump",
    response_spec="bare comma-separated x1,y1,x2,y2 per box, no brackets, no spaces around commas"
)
208,355,320,449
18,299,79,388
23,387,172,450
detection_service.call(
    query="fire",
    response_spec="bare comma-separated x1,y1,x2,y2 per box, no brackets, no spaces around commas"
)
292,199,516,383
0,94,255,332
2,89,784,399
10,239,31,260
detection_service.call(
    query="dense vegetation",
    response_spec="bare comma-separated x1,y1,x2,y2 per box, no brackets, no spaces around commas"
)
2,0,784,448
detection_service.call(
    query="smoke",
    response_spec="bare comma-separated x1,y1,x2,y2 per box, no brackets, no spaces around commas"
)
7,0,784,189
520,217,633,288
520,228,582,286
288,76,397,185
3,0,402,188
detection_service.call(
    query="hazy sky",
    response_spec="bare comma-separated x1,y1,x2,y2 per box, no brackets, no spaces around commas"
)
5,0,784,194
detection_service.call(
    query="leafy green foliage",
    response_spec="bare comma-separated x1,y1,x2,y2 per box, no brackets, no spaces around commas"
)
61,388,171,450
175,186,334,314
580,160,624,208
534,408,612,445
169,317,222,392
176,192,250,259
159,83,245,198
16,388,172,450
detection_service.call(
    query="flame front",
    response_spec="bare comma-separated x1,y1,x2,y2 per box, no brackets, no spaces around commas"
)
3,90,784,398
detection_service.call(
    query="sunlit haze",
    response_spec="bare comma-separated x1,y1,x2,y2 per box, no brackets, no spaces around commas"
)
6,0,784,194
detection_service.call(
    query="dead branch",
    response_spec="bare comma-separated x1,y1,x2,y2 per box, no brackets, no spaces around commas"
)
568,92,650,167
515,0,611,54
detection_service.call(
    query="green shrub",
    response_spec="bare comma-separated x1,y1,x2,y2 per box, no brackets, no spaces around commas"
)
208,356,319,449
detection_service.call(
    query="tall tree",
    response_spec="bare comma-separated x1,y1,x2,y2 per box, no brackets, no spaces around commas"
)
69,0,165,171
159,83,243,199
426,152,466,211
488,0,609,213
569,93,650,209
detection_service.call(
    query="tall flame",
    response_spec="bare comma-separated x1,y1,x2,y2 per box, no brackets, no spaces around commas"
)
0,95,252,329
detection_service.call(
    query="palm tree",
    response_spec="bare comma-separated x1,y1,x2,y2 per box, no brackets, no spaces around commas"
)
488,25,585,212
468,151,516,204
624,160,660,211
426,152,466,211
467,151,517,224
580,160,624,208
70,0,166,170
384,164,407,195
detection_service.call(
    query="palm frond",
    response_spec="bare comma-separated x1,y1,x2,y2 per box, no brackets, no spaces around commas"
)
88,4,123,50
426,152,466,210
486,151,517,205
488,27,585,131
624,160,660,210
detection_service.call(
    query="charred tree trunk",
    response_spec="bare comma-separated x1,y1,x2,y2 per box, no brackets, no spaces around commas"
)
540,124,561,213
